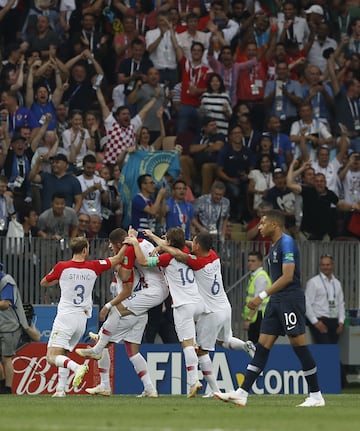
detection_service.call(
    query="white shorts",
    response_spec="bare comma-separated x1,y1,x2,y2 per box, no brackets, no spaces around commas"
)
122,287,168,316
196,305,233,351
173,301,207,342
48,311,87,352
109,313,148,345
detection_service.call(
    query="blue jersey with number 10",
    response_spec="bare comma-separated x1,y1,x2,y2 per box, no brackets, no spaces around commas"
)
268,233,301,300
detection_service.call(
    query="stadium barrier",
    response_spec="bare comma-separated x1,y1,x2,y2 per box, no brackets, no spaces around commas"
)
12,343,341,395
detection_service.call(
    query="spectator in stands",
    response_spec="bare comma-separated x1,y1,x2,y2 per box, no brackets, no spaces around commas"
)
200,73,232,137
165,179,195,240
207,43,257,107
263,168,296,231
182,117,226,195
95,86,159,166
77,154,109,219
307,23,338,73
236,113,260,156
62,110,94,167
253,133,279,169
131,174,167,235
339,152,360,205
37,192,78,239
22,1,60,40
0,175,15,237
344,18,360,56
26,61,67,131
87,213,107,239
0,0,19,47
248,154,275,214
63,49,104,113
118,38,153,99
145,11,179,88
266,116,293,171
246,200,273,244
127,67,166,141
1,132,35,215
70,12,107,60
76,212,90,238
177,12,208,60
1,90,37,136
26,15,59,59
302,63,334,131
193,180,230,241
20,207,40,239
264,61,302,134
235,41,267,131
290,102,334,161
84,110,105,160
98,164,123,234
29,152,82,212
174,40,212,136
329,55,360,153
277,0,310,50
216,125,252,222
113,14,141,71
287,162,359,240
112,0,158,36
303,140,349,196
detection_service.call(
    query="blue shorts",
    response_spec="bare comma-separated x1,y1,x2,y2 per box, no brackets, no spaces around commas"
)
260,294,306,337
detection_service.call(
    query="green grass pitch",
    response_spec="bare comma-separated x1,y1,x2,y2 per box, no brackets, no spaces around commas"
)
1,394,360,431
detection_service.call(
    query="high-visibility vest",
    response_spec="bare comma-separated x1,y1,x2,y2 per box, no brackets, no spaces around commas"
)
242,269,271,323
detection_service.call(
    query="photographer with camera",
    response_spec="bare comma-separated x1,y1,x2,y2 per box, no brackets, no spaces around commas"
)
0,265,40,394
307,23,338,74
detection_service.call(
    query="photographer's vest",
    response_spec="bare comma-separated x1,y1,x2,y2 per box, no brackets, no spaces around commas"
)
242,269,271,323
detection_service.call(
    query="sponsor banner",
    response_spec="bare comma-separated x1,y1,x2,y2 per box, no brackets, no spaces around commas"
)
33,305,99,343
113,344,341,395
12,343,340,395
12,343,115,396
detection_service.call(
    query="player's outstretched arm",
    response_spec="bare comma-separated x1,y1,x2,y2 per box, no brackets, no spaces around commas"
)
158,244,188,263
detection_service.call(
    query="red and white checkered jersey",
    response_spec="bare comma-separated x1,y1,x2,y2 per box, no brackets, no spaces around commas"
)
45,258,112,316
103,113,142,164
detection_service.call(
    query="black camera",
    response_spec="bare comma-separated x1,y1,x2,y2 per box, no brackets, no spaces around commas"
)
323,48,335,59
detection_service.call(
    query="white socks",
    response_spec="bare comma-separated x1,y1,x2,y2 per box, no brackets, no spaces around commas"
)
222,336,247,351
98,348,111,390
92,308,120,354
198,354,220,393
54,355,79,372
183,346,199,386
129,353,155,393
56,367,70,392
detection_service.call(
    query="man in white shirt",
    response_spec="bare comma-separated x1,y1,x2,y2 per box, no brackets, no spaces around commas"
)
145,11,179,88
77,154,108,218
305,255,345,344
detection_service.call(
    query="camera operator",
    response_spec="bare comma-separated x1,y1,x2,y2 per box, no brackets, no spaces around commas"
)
0,266,40,394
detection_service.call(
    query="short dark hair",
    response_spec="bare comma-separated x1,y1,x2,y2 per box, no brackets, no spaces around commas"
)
83,154,97,165
109,228,127,244
51,192,66,202
248,251,263,261
263,209,285,228
194,232,213,252
137,174,152,189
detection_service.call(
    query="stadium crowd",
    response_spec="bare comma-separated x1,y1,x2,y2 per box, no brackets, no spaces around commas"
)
0,0,359,243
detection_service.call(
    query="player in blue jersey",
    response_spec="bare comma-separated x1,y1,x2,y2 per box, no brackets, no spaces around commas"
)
215,210,325,407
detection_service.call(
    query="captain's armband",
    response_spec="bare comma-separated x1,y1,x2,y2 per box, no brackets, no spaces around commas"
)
147,256,159,267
